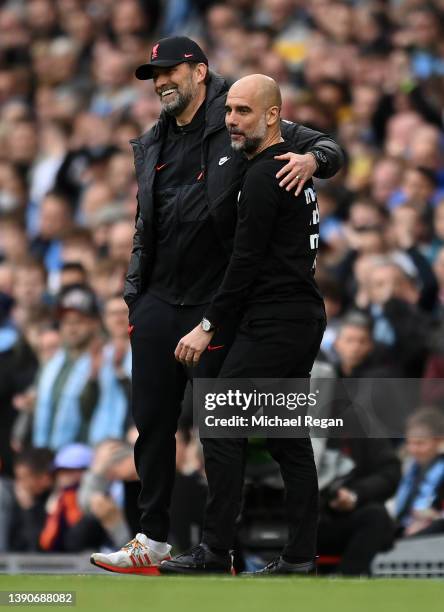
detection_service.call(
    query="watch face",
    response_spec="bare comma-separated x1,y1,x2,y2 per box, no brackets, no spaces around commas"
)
202,319,211,332
315,150,328,164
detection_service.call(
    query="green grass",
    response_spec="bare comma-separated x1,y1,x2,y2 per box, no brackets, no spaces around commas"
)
0,574,443,612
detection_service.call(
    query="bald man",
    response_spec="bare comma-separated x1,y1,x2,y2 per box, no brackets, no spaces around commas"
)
161,75,326,575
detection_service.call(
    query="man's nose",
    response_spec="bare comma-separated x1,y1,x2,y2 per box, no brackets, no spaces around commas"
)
226,112,237,127
154,74,168,89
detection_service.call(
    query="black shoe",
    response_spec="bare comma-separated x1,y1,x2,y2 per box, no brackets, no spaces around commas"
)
159,544,232,575
243,557,316,576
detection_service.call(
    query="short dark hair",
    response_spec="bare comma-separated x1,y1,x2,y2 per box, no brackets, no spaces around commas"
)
61,227,94,247
43,190,71,206
14,256,47,281
15,448,54,474
339,311,373,335
317,276,345,306
410,165,438,188
61,262,86,274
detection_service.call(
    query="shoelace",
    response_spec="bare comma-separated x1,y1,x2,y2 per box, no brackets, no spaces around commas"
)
122,538,146,556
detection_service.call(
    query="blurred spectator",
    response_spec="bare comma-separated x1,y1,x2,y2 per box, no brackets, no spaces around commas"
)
30,191,74,272
39,443,109,552
107,218,135,263
0,292,38,477
0,215,28,264
90,49,137,116
316,430,401,576
370,157,404,208
8,448,54,551
332,312,398,378
60,228,98,283
388,204,438,311
364,258,432,376
394,409,444,538
32,284,100,450
59,261,88,289
82,294,132,445
78,438,137,547
12,258,48,328
389,165,441,211
89,258,127,304
10,313,61,454
331,312,410,435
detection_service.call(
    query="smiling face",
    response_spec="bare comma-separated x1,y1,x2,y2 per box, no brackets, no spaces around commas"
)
152,63,203,116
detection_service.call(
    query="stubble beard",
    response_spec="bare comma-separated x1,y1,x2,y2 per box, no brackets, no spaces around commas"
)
230,115,268,155
160,75,198,117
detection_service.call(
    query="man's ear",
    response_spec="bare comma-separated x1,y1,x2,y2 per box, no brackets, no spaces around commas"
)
195,63,208,85
266,106,280,126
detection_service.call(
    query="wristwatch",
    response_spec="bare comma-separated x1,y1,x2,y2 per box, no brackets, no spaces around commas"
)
309,149,328,171
201,317,215,332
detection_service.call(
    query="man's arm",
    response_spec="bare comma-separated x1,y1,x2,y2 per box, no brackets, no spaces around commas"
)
175,165,282,365
123,197,148,306
348,439,401,505
204,165,281,328
280,121,344,179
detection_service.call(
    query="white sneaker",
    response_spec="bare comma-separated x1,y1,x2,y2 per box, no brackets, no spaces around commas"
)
90,533,172,575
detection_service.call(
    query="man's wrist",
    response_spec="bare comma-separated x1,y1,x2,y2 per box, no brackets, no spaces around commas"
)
201,317,216,333
307,151,318,172
308,149,328,175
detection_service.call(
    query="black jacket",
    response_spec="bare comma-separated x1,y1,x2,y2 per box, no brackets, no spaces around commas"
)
124,72,344,305
204,141,325,327
322,437,401,510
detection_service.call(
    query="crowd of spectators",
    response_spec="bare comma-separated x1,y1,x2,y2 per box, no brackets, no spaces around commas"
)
1,0,444,575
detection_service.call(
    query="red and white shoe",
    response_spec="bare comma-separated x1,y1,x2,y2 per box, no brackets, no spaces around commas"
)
90,533,172,575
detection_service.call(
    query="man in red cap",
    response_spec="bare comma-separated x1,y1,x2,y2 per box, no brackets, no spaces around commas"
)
91,36,343,575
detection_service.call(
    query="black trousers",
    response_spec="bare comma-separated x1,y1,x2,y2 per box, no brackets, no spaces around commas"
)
317,503,395,575
201,316,325,560
129,291,236,541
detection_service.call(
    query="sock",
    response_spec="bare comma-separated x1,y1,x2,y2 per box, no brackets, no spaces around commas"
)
145,537,170,556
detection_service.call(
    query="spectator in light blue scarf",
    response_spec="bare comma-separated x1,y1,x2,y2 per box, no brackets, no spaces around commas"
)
395,408,444,538
33,284,101,450
85,295,132,444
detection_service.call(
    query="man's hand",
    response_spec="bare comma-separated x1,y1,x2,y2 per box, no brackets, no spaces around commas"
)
404,508,441,536
91,440,124,476
89,492,125,530
329,487,358,512
12,388,36,413
175,324,215,366
275,152,317,196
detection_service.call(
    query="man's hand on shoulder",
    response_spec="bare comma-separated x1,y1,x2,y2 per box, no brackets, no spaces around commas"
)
274,152,317,197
